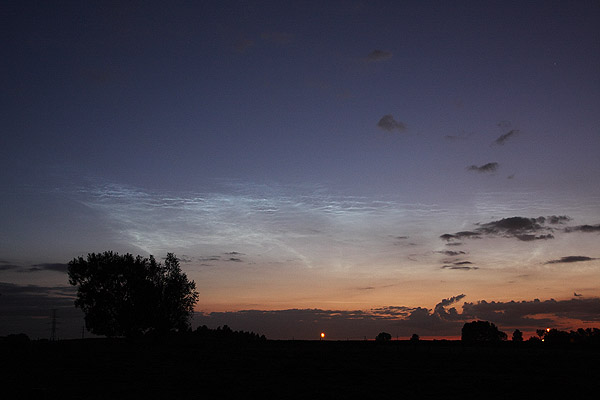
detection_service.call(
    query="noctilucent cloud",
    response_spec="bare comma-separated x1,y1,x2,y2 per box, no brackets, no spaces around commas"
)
2,1,599,340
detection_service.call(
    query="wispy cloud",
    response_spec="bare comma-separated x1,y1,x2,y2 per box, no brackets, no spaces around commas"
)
66,180,449,270
377,115,406,133
467,162,499,173
28,263,69,273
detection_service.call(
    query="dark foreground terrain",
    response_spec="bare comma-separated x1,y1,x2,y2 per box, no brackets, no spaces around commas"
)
2,338,599,399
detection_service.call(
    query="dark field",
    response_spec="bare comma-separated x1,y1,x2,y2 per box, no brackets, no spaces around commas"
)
2,339,599,399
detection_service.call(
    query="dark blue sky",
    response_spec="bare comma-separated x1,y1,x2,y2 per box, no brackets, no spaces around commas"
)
2,1,600,339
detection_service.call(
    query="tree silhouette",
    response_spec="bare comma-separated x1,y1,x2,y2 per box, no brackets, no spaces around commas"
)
375,332,392,341
410,333,420,342
536,329,546,340
461,320,507,343
68,251,198,338
512,329,523,342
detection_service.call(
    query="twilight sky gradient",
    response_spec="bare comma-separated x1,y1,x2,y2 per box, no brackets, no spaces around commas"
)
2,1,599,340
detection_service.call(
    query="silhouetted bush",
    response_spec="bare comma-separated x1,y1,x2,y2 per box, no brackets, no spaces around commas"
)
410,333,420,342
0,333,30,345
375,332,392,341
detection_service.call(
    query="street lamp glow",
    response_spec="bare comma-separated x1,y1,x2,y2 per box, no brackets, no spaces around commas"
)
320,332,325,339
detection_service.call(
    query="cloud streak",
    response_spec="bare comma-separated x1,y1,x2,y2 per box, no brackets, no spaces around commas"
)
493,129,519,145
546,256,597,264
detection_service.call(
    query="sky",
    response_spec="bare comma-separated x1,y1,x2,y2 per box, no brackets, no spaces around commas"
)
1,0,599,340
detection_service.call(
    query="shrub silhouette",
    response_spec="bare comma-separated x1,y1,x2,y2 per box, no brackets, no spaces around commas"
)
68,251,198,338
461,320,507,343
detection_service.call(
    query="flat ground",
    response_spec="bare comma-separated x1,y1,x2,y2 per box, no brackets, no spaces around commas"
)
2,339,598,399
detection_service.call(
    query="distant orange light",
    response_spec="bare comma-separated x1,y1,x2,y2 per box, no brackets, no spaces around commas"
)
321,332,325,338
546,328,551,332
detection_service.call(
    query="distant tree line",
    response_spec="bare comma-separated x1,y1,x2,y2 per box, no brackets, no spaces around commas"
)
530,327,600,345
193,324,266,342
461,320,600,345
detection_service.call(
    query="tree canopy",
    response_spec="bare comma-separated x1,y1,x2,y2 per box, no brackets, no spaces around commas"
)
68,251,198,338
461,320,507,343
375,332,392,341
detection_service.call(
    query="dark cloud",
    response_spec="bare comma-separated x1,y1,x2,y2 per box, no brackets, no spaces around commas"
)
547,215,570,224
0,282,76,316
565,224,600,233
366,49,392,62
467,162,499,173
479,216,543,234
225,252,244,255
227,258,243,262
4,285,597,339
438,250,466,256
442,216,566,242
461,298,600,327
546,256,597,264
377,115,406,133
199,256,221,262
370,306,415,317
441,265,479,270
0,264,21,271
194,294,470,339
435,294,466,310
440,231,480,241
493,129,519,145
0,282,86,338
515,234,554,241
